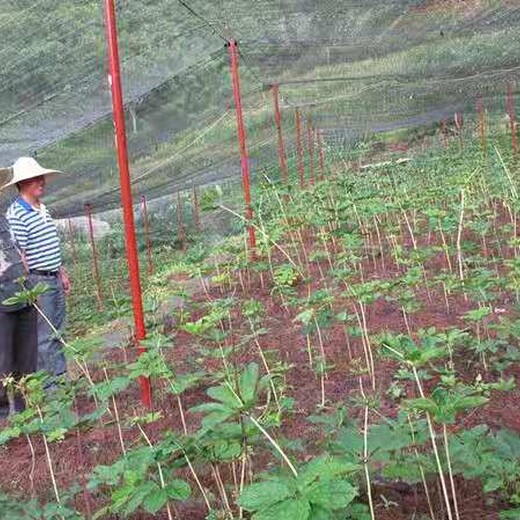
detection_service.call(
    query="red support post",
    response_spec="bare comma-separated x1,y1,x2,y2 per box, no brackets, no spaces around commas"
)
140,195,153,276
507,81,519,161
84,204,103,310
295,108,305,188
227,39,256,254
104,0,152,409
192,186,202,232
306,118,316,184
272,84,288,184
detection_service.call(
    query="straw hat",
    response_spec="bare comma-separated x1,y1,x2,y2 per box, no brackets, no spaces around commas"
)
0,157,62,191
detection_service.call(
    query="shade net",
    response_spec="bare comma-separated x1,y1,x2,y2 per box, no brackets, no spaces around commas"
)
1,0,520,217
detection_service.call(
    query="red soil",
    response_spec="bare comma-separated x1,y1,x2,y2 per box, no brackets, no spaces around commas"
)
1,224,519,519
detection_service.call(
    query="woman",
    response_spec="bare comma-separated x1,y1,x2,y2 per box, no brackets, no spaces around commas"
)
0,213,37,417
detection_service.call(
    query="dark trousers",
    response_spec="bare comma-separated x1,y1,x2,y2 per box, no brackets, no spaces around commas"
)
29,274,67,377
0,306,38,415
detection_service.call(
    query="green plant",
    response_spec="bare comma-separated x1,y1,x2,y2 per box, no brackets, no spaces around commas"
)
238,456,358,520
88,442,191,518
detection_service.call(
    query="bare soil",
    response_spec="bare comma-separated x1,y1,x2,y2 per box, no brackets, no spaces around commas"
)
1,230,519,519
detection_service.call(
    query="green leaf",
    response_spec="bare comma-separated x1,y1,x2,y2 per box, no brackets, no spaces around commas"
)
207,384,242,409
345,503,372,519
190,402,234,431
165,479,191,500
309,505,332,520
239,481,293,511
334,426,364,457
368,423,414,453
294,309,314,326
239,362,259,405
253,497,311,520
382,460,424,483
483,477,503,493
300,456,358,486
306,479,357,510
88,461,125,489
336,311,349,322
405,397,438,415
0,426,21,445
46,427,68,442
452,395,489,411
495,429,520,458
111,480,154,515
190,401,232,415
210,439,242,461
143,488,168,514
464,306,492,322
93,376,131,401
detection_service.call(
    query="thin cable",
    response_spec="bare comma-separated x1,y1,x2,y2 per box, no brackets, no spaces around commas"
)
173,0,267,91
175,0,228,43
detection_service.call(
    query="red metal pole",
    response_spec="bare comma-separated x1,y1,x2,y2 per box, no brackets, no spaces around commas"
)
227,39,256,254
84,204,103,310
306,118,316,184
295,108,305,188
507,81,519,161
140,195,153,276
104,0,152,409
272,84,288,184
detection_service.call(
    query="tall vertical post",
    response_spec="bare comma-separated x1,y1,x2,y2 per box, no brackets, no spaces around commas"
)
227,39,256,254
507,81,519,161
84,204,103,310
306,118,316,184
272,84,288,184
140,195,153,276
104,0,152,409
295,108,305,188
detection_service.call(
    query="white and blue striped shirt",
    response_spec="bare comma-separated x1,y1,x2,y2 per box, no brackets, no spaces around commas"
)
6,198,62,272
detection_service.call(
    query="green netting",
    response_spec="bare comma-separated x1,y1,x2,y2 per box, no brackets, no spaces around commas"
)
0,1,520,216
